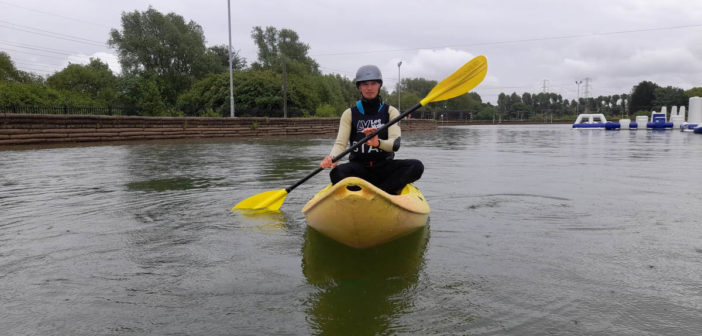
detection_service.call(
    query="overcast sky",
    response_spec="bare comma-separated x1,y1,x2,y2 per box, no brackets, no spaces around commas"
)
2,0,702,104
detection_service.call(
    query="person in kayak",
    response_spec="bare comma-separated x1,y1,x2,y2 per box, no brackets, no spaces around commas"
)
319,64,424,195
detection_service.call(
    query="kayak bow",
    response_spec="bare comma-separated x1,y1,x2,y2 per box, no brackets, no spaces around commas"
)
302,177,430,249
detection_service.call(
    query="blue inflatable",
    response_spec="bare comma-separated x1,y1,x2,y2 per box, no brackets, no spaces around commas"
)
604,122,621,130
572,114,609,129
646,112,673,129
573,123,607,128
647,122,674,129
681,124,698,131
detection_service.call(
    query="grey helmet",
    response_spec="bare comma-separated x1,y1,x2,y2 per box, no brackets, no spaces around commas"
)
354,65,383,87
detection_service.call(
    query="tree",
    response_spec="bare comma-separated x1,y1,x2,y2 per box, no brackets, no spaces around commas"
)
117,73,167,115
629,80,658,113
207,44,247,72
438,91,483,118
388,78,439,113
178,69,327,117
685,87,702,98
397,92,421,114
474,104,498,120
46,58,118,104
250,26,319,75
0,52,43,84
652,86,687,110
178,26,361,117
0,80,102,107
402,78,437,98
519,93,534,120
1,52,106,106
108,7,219,105
552,93,563,117
177,72,230,116
314,74,357,113
509,92,522,119
0,52,17,82
488,88,657,120
0,81,56,105
496,93,508,121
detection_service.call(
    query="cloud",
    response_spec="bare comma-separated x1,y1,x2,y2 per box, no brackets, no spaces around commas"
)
562,58,599,78
620,48,699,76
380,48,477,91
63,52,122,74
553,29,702,98
6,0,702,103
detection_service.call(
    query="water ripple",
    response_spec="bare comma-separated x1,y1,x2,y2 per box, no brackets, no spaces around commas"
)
2,126,701,334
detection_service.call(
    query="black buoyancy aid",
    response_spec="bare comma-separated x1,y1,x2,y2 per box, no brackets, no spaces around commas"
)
348,99,395,163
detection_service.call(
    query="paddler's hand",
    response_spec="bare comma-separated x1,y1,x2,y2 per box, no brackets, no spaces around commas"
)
320,155,337,169
362,127,380,147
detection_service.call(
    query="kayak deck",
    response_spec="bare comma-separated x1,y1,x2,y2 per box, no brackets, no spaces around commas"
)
302,177,430,249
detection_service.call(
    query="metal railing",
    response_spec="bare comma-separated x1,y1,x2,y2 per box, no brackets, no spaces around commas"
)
0,105,476,120
0,105,133,116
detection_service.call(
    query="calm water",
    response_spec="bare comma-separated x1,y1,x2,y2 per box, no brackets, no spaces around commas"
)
1,125,701,335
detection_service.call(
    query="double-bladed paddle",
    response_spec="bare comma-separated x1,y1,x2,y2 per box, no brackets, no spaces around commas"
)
234,55,488,211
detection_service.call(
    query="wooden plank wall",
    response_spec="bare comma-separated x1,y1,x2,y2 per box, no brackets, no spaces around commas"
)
0,114,437,146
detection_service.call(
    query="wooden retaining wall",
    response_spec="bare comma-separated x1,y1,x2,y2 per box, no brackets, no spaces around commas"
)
0,114,437,146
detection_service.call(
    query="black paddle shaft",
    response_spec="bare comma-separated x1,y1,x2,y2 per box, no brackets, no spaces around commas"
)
285,102,422,193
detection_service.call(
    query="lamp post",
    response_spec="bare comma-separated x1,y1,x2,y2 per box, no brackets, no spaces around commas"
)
575,80,583,114
281,36,288,118
227,0,235,117
282,55,287,118
397,61,402,111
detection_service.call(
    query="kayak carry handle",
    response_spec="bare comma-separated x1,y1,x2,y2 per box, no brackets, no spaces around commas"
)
346,185,362,192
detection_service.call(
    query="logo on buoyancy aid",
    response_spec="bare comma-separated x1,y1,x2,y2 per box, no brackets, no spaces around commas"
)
351,140,381,153
353,120,384,153
356,119,383,133
349,101,394,162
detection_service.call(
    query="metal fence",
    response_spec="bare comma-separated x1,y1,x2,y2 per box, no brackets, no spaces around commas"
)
0,105,474,120
232,109,307,118
411,110,473,120
234,109,472,120
0,105,135,116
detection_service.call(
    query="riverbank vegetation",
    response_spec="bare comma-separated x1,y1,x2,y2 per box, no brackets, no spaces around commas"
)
2,7,700,121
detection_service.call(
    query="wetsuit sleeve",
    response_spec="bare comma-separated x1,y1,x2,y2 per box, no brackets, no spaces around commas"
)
329,108,352,157
378,106,401,152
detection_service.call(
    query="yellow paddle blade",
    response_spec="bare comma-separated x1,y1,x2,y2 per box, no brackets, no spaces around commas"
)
233,189,288,211
420,55,488,106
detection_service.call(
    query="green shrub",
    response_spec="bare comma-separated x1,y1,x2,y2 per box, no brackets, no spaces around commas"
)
200,108,221,118
315,104,337,118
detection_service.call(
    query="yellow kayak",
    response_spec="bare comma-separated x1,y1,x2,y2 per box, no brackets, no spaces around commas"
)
301,177,430,249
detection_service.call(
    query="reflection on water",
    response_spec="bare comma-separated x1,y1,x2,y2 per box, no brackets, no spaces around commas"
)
233,209,290,232
260,156,319,182
126,177,215,192
241,138,323,182
302,226,429,335
412,127,478,150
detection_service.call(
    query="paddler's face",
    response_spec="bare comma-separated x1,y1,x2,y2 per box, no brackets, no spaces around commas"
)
359,81,381,100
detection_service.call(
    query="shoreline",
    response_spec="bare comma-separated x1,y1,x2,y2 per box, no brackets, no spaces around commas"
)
1,113,577,149
0,114,437,148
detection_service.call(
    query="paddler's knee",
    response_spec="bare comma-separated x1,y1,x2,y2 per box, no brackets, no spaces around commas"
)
409,159,424,179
